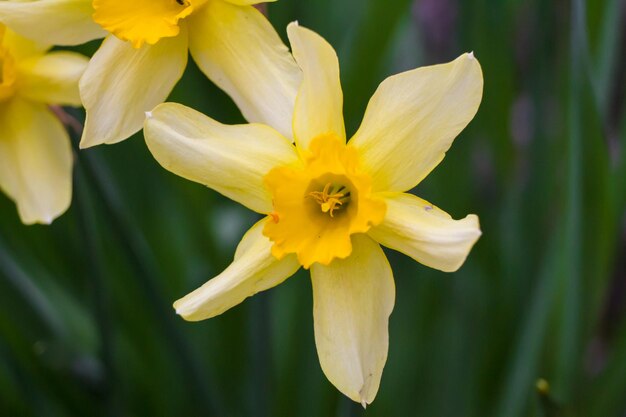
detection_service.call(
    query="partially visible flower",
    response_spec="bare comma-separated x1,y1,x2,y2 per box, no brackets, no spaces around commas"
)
144,23,483,405
0,24,87,224
0,0,300,147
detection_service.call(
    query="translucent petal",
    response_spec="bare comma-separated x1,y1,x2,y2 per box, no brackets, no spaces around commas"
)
79,33,188,147
0,98,72,224
350,53,483,192
18,51,88,106
311,234,394,405
0,0,105,46
368,193,481,272
174,219,300,321
287,22,345,151
144,103,299,214
188,1,300,139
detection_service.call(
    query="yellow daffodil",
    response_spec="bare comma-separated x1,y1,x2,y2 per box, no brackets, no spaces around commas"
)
0,24,87,224
0,0,300,147
144,23,483,405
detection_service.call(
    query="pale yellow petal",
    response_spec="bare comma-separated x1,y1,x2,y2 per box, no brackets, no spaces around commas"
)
0,98,72,225
287,22,345,151
0,0,106,46
310,234,394,406
17,51,88,106
188,1,300,139
79,33,188,148
2,27,48,61
350,53,483,193
174,219,300,321
144,102,300,214
368,193,481,272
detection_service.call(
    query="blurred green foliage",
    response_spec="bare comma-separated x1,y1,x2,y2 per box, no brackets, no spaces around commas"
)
1,0,625,416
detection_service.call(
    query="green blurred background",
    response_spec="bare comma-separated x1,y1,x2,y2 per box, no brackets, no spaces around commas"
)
1,0,625,415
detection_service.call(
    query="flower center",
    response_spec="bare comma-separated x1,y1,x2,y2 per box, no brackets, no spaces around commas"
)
92,0,201,48
0,45,17,103
263,134,386,268
308,183,351,217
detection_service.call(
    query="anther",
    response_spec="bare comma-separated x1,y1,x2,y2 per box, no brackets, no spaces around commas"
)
308,183,350,217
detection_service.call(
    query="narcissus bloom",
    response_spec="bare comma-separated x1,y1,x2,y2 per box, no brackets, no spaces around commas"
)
144,23,483,405
0,0,300,147
0,24,87,224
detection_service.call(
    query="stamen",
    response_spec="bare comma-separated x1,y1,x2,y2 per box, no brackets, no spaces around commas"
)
308,183,351,217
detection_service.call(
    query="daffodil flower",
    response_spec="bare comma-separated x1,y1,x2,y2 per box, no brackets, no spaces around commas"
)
0,0,300,147
0,25,87,224
144,23,483,405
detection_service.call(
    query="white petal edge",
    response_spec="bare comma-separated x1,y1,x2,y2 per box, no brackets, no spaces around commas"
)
144,102,300,214
368,192,481,272
174,219,301,321
79,33,188,148
350,53,483,193
310,234,395,405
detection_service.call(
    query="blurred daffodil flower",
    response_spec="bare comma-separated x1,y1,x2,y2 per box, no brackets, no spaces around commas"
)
0,0,300,147
0,24,87,224
144,23,483,405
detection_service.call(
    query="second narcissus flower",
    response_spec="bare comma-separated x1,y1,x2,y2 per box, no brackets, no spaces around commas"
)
0,24,87,224
144,23,483,405
0,0,300,147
